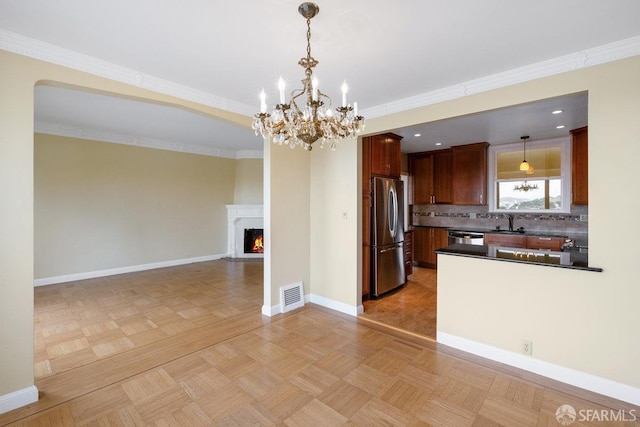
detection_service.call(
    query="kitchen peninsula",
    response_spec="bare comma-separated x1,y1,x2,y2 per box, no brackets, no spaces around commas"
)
436,243,601,272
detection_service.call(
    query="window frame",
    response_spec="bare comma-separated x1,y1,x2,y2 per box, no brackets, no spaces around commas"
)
487,136,572,214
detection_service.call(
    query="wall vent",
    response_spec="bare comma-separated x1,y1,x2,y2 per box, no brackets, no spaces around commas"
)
280,282,304,313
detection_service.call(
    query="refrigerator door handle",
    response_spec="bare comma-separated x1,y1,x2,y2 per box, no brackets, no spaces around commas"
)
388,185,397,239
379,246,400,254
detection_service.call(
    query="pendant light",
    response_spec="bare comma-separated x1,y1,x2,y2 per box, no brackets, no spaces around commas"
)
519,135,530,171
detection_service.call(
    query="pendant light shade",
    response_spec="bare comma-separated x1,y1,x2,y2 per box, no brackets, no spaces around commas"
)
519,135,530,171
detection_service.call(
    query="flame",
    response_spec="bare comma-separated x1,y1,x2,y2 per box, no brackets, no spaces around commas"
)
252,235,264,253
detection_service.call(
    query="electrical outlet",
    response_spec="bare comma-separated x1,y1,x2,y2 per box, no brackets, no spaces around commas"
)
522,339,533,356
580,214,588,222
469,212,477,219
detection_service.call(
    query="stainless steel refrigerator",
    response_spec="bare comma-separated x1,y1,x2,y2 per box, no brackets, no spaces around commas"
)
371,176,405,297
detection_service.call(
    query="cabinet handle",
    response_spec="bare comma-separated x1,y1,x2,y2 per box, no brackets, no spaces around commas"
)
538,237,552,240
479,193,483,204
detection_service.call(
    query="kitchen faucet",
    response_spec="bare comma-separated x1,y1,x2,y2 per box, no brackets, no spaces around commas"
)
508,214,514,232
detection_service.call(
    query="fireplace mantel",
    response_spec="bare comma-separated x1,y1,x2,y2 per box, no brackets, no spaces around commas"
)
226,205,264,258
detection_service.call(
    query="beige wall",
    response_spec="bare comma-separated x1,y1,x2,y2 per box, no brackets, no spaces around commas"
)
263,139,310,312
2,43,639,405
34,133,236,279
233,158,263,204
0,49,251,397
309,140,360,310
363,55,640,390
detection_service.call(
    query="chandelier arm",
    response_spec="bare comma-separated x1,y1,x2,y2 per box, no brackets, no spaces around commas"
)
290,88,307,114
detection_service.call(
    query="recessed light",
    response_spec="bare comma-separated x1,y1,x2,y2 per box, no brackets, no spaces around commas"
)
552,109,563,114
556,125,566,129
435,142,442,146
414,133,421,137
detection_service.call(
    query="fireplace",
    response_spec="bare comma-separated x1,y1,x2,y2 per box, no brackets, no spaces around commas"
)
226,205,264,259
244,228,264,254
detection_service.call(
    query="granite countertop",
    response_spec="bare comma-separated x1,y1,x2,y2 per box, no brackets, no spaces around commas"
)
411,225,570,238
435,243,602,272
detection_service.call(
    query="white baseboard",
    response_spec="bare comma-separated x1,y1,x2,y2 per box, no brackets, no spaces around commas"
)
33,253,228,286
0,385,38,415
437,331,640,407
262,294,361,318
261,304,280,317
309,293,361,317
261,293,310,317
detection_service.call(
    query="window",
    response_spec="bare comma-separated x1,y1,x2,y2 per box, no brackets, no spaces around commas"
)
488,137,571,213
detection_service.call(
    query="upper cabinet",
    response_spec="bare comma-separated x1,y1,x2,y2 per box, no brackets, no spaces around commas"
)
367,133,402,178
451,142,488,205
410,142,488,206
452,142,488,205
571,126,588,205
408,149,452,204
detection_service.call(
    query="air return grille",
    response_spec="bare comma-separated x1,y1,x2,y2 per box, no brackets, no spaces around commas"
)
280,282,304,313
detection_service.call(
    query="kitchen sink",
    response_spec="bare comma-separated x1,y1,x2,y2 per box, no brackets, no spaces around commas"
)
492,228,525,234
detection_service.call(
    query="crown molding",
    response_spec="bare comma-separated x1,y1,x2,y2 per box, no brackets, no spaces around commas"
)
34,121,263,160
361,35,640,119
3,28,639,125
0,29,257,117
236,150,265,159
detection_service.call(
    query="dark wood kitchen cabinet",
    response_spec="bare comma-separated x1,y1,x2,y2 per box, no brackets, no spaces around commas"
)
404,230,413,278
452,142,488,205
484,233,565,251
414,227,448,268
526,235,565,251
410,154,433,204
571,126,588,205
409,149,452,204
368,133,402,178
484,233,527,248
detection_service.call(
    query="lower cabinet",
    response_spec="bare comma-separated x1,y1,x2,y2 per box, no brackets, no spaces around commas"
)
485,233,565,251
526,236,565,251
404,230,413,278
484,233,526,248
414,227,448,268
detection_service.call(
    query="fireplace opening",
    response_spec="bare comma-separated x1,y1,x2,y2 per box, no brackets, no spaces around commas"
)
243,228,264,254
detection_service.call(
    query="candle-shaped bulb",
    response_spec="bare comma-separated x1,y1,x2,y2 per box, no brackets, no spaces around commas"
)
353,102,358,116
259,90,267,113
341,80,348,107
278,77,285,104
312,76,319,101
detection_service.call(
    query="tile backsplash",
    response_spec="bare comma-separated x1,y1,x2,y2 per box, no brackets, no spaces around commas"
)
411,204,588,246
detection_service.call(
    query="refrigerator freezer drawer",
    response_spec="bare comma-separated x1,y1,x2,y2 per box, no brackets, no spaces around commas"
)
372,244,405,297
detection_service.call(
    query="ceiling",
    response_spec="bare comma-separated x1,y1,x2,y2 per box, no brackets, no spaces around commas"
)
2,1,640,156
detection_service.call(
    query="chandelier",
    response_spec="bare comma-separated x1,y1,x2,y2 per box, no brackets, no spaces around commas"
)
252,2,365,151
514,181,539,192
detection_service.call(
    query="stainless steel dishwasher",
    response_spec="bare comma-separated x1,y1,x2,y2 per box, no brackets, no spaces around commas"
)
447,230,485,245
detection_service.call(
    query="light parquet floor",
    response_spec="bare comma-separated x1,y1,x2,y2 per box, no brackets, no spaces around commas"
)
361,267,437,339
2,260,638,426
